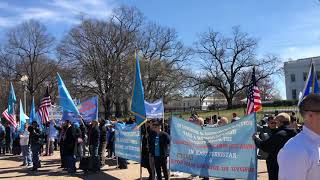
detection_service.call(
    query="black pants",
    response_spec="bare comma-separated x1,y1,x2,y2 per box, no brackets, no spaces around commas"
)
154,156,168,180
60,144,65,168
5,141,12,154
98,142,107,166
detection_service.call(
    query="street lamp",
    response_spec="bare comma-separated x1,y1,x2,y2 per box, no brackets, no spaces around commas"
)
20,75,28,113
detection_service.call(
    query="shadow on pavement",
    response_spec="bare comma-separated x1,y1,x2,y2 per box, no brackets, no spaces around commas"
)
0,155,22,163
0,167,121,180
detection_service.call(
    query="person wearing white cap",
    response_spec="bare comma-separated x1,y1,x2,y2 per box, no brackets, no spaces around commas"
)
278,94,320,180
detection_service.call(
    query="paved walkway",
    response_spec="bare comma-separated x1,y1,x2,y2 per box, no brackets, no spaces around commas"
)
0,152,268,179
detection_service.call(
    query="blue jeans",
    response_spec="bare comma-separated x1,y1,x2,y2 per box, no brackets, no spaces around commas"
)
66,155,76,173
21,145,32,165
31,144,41,169
89,145,100,171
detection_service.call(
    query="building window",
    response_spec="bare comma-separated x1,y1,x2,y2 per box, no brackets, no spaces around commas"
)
303,72,307,81
290,74,295,82
292,89,297,100
183,103,185,107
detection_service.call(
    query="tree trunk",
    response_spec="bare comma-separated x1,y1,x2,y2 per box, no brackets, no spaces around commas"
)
226,97,233,109
122,98,129,116
115,100,122,118
104,97,112,119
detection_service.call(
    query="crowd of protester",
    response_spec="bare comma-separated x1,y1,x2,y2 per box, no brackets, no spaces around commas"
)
0,95,314,180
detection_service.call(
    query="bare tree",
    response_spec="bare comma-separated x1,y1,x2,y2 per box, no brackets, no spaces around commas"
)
58,6,143,118
195,26,281,109
191,84,215,108
0,20,59,111
1,20,56,95
138,23,192,103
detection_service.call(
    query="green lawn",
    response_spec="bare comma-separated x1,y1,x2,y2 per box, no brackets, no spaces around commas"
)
166,106,300,122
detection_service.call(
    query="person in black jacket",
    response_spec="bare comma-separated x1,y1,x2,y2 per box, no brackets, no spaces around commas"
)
63,120,76,174
54,121,66,169
73,122,82,161
252,113,297,180
141,121,155,180
28,121,41,171
149,122,170,180
89,120,100,172
0,123,6,155
98,119,107,167
107,124,115,158
5,124,13,154
79,123,88,156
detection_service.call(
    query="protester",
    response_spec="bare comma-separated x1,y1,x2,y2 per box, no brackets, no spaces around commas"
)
278,94,320,180
5,123,13,154
257,116,278,167
46,121,57,156
89,119,100,172
0,123,5,155
106,123,115,158
252,113,297,180
218,117,228,126
20,124,32,166
28,121,41,171
141,120,155,180
63,120,77,174
98,119,107,167
54,121,66,169
79,122,88,156
231,113,240,123
149,122,170,180
73,122,83,161
259,115,278,139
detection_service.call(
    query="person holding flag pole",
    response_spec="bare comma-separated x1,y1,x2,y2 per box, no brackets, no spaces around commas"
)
130,52,149,180
56,73,83,174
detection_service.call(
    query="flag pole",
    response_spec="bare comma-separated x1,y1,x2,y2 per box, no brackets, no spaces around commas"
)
140,137,142,180
254,112,258,180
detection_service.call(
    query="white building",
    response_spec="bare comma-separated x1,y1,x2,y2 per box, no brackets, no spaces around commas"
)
165,96,227,111
284,56,320,100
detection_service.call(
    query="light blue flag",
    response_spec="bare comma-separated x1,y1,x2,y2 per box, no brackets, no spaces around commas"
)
56,73,79,115
19,100,26,132
36,111,43,131
130,54,146,127
8,82,16,115
145,99,164,119
298,63,319,104
29,97,37,124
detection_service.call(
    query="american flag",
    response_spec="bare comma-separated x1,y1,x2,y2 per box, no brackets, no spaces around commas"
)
38,87,51,124
246,67,262,115
2,109,17,128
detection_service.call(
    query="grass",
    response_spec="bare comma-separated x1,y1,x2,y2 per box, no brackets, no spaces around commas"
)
165,106,300,122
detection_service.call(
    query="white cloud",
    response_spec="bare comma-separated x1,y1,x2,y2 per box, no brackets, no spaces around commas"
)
281,46,320,61
0,0,116,28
